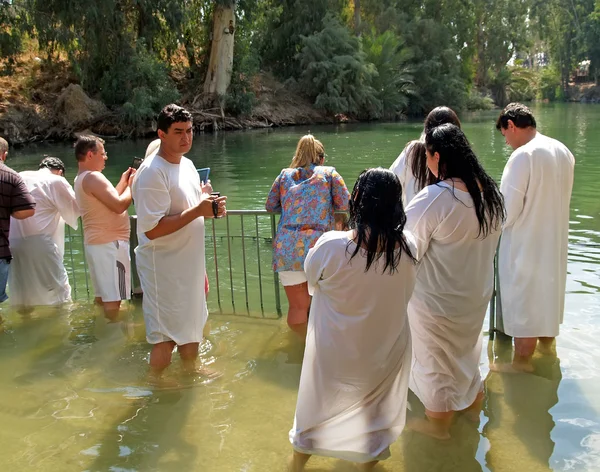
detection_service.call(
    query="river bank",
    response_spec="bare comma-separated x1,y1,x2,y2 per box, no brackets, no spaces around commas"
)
1,59,598,146
0,59,333,145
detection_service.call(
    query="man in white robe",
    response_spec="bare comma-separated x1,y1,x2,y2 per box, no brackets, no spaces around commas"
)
9,157,80,311
493,103,575,373
132,104,227,378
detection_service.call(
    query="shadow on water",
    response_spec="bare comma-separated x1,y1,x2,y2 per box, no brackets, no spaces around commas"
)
84,388,198,471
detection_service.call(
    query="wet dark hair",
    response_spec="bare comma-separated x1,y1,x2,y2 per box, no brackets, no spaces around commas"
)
408,106,461,191
496,102,536,130
425,124,504,237
39,156,66,175
347,168,416,273
157,104,193,133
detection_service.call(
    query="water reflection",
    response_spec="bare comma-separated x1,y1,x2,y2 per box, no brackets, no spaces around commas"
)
402,402,484,472
484,338,562,471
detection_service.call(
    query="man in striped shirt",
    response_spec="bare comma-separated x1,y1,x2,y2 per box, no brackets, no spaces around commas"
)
0,137,36,314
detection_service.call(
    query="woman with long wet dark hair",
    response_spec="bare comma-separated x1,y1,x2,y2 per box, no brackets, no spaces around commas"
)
404,123,504,440
288,168,417,472
390,106,461,206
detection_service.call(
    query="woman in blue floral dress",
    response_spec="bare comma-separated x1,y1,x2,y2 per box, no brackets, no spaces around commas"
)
265,135,350,339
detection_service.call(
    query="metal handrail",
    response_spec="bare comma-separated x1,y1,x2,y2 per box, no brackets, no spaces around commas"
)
62,210,499,332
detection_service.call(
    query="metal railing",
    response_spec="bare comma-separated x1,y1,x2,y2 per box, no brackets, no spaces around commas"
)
63,210,285,318
63,211,500,331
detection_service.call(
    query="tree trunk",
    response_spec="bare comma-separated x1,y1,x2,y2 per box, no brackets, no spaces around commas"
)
354,0,361,36
203,2,236,107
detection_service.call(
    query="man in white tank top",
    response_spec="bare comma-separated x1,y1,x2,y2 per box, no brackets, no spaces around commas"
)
74,136,135,321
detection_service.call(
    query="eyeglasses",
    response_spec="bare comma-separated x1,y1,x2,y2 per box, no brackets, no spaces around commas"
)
318,153,326,158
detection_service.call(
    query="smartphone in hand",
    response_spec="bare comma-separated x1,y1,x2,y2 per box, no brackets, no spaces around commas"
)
131,156,144,170
197,167,210,184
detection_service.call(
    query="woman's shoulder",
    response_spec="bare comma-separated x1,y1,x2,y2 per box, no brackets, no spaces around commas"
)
314,165,336,174
313,230,350,251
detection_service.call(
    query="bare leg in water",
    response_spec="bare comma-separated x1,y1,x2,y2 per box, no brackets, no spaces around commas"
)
408,410,453,440
288,451,310,472
490,337,536,373
94,297,122,322
284,282,311,341
408,391,485,439
537,336,556,356
460,390,484,422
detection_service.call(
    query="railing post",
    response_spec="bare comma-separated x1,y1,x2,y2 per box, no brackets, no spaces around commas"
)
226,215,235,312
211,218,222,312
270,213,282,316
255,214,265,315
129,215,142,297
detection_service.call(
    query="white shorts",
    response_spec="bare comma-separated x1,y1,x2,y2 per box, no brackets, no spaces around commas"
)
278,270,307,286
85,240,131,302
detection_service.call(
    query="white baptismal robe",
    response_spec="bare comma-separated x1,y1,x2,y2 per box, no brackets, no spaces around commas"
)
390,141,420,207
290,231,416,463
405,183,500,413
499,132,575,338
133,154,208,345
9,168,80,306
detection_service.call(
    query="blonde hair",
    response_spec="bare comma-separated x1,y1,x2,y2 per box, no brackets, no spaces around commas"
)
290,135,324,168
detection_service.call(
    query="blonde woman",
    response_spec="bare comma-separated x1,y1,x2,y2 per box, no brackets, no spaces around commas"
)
266,135,349,339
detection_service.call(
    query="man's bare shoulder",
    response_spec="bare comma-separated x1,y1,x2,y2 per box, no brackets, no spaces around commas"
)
82,171,110,185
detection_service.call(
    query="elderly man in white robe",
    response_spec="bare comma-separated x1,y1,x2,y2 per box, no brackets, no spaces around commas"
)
132,104,227,379
492,103,575,373
9,157,80,311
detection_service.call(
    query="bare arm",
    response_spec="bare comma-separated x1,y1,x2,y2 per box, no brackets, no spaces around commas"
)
115,168,133,195
145,196,227,240
12,208,35,219
82,171,132,214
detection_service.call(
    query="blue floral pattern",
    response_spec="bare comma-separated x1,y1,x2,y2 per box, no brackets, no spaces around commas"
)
265,164,350,272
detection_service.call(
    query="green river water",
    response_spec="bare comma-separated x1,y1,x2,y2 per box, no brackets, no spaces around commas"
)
0,103,599,471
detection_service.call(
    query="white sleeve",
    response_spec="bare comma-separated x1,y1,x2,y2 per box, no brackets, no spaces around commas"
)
304,234,332,296
390,142,416,186
404,189,440,261
53,179,80,230
500,151,530,229
132,168,171,234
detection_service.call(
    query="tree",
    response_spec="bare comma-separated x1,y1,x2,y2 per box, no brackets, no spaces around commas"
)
203,0,236,108
362,30,415,118
261,0,345,78
297,13,379,117
0,0,28,71
584,1,600,84
353,0,361,35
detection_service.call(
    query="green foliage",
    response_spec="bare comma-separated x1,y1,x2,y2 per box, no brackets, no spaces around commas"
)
261,0,346,78
538,67,562,101
403,18,469,114
297,14,379,117
222,2,261,115
362,30,415,119
466,89,495,111
0,1,28,72
584,2,600,83
1,0,599,126
488,66,537,106
112,45,180,126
